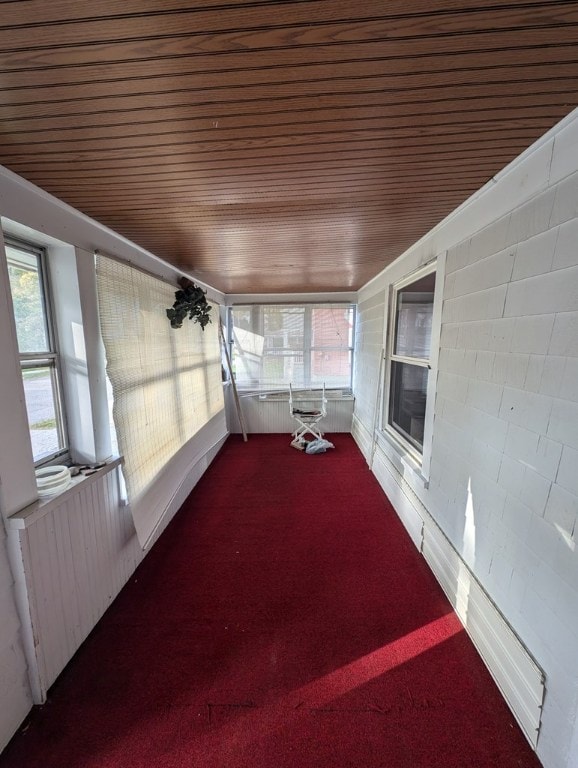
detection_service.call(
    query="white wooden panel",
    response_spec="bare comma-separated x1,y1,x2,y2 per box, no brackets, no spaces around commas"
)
7,431,229,704
8,465,142,702
370,446,425,550
227,391,354,434
351,412,373,464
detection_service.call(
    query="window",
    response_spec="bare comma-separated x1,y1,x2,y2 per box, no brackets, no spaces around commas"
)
4,238,68,464
230,304,355,391
384,265,436,461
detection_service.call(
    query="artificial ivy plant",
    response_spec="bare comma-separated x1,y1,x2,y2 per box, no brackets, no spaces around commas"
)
166,276,212,330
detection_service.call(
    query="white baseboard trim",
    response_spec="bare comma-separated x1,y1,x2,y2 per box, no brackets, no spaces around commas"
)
371,447,425,550
357,435,545,750
351,412,373,465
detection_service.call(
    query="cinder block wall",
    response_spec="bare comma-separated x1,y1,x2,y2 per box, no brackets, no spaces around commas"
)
353,110,578,768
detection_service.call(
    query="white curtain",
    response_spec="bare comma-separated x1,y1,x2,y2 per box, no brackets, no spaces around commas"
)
96,255,225,546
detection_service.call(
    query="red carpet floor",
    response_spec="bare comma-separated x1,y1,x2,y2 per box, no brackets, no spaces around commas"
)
1,434,542,768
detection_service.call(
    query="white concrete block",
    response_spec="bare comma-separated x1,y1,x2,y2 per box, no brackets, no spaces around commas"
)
504,423,563,481
556,445,578,498
523,355,566,398
504,265,578,317
438,347,464,375
539,356,566,399
437,371,469,404
534,561,578,640
554,528,578,589
552,217,578,271
492,352,529,388
501,492,533,535
549,311,578,357
457,320,492,352
520,467,551,517
499,454,526,498
511,228,558,281
452,247,515,298
468,407,509,452
508,568,528,613
550,116,578,184
439,322,459,349
444,271,457,300
466,378,503,417
524,355,544,394
439,396,469,431
505,424,563,480
549,171,578,227
469,469,507,517
500,386,552,435
475,350,495,381
469,216,511,264
488,548,514,589
526,512,561,564
511,314,556,355
445,285,507,323
506,188,556,246
488,317,516,352
559,357,578,403
548,399,578,452
445,238,471,274
504,424,536,462
462,350,478,377
469,437,502,482
544,483,577,541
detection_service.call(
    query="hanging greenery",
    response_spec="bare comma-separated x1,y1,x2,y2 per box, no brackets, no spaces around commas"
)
166,276,212,330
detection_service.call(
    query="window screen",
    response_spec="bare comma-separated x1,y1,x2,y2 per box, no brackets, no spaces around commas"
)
230,304,355,390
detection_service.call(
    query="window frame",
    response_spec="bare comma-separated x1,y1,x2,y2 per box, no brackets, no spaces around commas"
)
228,303,356,392
382,258,444,480
4,236,69,467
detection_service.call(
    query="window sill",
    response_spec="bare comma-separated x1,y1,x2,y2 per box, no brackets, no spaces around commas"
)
7,457,123,531
375,429,429,489
238,389,354,401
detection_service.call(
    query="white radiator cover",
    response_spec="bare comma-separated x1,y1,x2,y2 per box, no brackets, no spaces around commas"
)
352,416,545,749
7,462,139,702
6,436,227,704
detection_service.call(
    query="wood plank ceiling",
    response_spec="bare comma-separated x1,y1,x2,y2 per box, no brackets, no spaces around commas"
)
0,1,578,293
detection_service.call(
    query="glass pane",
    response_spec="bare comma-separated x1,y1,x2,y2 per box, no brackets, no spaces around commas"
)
394,271,435,359
312,306,353,348
6,245,50,353
310,349,352,388
22,366,63,462
263,352,305,389
388,361,428,450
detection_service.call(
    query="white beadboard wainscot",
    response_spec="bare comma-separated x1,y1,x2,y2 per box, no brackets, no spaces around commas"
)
6,460,141,703
227,389,354,434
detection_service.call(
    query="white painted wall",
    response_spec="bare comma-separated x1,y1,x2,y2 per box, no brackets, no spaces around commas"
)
0,168,226,752
226,390,354,435
353,108,578,768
